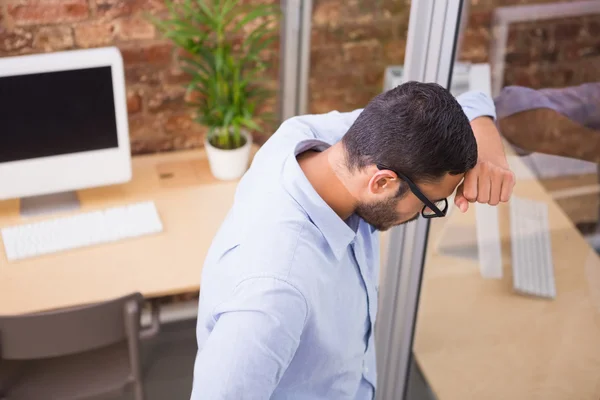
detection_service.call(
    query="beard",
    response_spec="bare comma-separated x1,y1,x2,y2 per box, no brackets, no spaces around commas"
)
355,197,419,231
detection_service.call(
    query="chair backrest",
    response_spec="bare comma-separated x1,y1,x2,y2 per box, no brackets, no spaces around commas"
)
0,292,143,360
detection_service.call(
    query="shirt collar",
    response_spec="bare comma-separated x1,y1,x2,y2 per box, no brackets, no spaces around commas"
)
282,140,357,259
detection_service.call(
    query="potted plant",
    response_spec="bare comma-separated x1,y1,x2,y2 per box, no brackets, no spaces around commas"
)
151,0,279,180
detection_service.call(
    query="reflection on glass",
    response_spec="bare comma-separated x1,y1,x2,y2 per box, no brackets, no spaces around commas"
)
411,1,600,399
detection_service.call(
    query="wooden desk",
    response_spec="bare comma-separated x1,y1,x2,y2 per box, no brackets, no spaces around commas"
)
0,149,253,315
413,152,600,399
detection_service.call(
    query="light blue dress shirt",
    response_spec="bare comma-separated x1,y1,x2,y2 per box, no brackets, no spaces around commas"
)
191,91,496,400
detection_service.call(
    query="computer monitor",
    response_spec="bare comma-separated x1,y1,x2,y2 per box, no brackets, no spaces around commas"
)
0,47,131,215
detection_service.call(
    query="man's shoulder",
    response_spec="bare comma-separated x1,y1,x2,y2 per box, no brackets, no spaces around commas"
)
237,210,327,264
216,203,327,263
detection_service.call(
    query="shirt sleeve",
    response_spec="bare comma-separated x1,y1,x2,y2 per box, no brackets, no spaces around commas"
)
190,276,309,400
456,90,497,122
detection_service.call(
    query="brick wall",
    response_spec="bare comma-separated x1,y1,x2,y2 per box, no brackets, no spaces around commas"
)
1,0,599,154
0,0,279,154
309,0,600,113
309,0,408,114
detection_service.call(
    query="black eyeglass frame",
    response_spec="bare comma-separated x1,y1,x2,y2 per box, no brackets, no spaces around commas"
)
376,164,448,219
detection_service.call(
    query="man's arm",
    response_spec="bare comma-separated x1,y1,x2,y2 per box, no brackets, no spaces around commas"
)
190,277,308,400
455,91,515,211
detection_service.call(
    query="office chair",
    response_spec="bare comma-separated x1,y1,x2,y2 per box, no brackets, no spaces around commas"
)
0,292,160,400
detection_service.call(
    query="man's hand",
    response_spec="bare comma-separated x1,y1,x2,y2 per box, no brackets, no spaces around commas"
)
455,116,515,213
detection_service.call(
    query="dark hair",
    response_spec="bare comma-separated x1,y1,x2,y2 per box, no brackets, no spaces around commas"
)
342,81,477,189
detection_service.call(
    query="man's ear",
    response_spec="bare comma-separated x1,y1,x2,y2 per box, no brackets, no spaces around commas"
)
368,170,398,195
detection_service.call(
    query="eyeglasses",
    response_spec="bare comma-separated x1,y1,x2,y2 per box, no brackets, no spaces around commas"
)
376,164,448,219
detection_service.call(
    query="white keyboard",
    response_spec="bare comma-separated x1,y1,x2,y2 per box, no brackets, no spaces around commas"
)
476,203,503,279
2,201,163,261
509,196,556,299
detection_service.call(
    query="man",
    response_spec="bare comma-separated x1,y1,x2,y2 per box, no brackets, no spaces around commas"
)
190,82,514,399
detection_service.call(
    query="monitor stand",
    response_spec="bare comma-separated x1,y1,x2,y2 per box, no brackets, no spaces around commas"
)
20,191,81,218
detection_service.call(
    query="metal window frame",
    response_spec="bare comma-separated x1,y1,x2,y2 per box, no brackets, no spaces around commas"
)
374,1,465,399
279,0,312,121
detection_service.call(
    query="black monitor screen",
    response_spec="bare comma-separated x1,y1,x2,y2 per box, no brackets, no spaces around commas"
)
0,66,119,163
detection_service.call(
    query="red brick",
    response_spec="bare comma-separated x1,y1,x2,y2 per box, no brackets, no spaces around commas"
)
539,66,573,88
344,20,395,42
126,90,142,114
345,88,378,109
459,29,489,63
163,113,193,135
261,52,280,81
310,46,344,74
571,57,600,84
74,21,116,48
0,27,34,53
172,132,204,150
380,0,408,16
363,67,385,86
7,1,89,26
312,1,341,27
554,18,585,41
255,98,277,116
309,74,356,95
468,11,492,28
314,0,381,26
311,26,345,48
241,16,278,37
163,113,207,136
238,0,279,5
561,42,600,61
147,86,186,113
520,23,551,42
125,65,162,86
130,133,204,155
184,89,204,104
120,42,173,65
95,0,166,19
33,26,74,51
503,67,540,89
161,66,192,85
130,137,174,155
342,40,382,63
502,62,585,90
115,16,156,41
128,114,163,139
309,91,347,114
504,51,531,67
531,43,559,63
588,18,600,37
383,40,405,63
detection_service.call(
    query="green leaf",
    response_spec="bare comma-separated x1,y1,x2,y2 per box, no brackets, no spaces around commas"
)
245,35,277,60
223,108,235,127
152,0,280,136
220,0,239,19
231,5,276,34
191,0,214,19
240,118,261,131
181,56,213,78
260,112,276,122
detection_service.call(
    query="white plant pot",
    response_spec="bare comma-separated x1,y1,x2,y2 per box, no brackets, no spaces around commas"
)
205,130,252,181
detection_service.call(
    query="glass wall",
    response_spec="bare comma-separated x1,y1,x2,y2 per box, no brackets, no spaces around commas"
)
309,0,411,113
410,1,600,399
